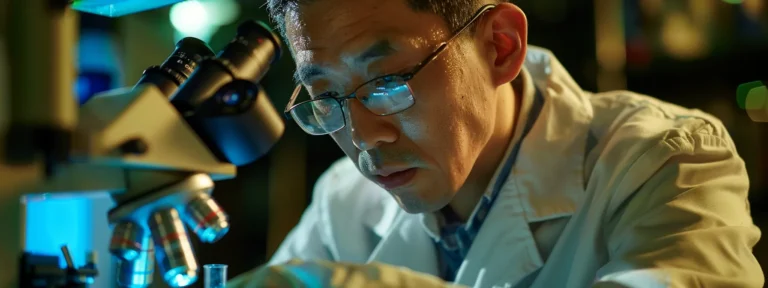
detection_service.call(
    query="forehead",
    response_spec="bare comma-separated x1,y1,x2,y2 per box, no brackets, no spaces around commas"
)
283,0,449,79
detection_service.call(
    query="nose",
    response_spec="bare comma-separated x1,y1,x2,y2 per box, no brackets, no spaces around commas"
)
346,99,398,151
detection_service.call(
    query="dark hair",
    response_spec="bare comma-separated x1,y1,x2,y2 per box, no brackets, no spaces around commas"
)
266,0,501,38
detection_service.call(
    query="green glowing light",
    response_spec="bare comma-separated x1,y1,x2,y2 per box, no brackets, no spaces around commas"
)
170,1,210,37
169,0,240,43
736,81,765,109
745,85,768,122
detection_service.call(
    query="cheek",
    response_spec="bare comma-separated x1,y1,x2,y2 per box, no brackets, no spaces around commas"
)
330,129,358,161
402,68,484,175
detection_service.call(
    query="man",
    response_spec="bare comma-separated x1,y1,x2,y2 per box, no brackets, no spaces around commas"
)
229,1,763,287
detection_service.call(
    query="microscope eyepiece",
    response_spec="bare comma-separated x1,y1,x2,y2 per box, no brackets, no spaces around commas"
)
236,20,283,63
216,20,283,82
170,20,282,108
136,37,215,97
169,20,286,166
164,37,216,83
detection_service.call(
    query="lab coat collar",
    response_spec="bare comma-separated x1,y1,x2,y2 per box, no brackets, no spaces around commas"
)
512,46,592,222
368,47,594,287
367,209,442,276
454,47,593,287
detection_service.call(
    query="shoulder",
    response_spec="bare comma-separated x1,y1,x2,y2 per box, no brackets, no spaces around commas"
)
588,90,729,141
586,90,733,169
585,90,741,212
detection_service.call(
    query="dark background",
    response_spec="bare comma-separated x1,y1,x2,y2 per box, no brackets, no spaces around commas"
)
10,0,767,286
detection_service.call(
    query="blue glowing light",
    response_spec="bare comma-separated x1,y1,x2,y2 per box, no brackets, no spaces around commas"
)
25,198,91,267
72,0,185,17
75,72,112,104
168,271,197,287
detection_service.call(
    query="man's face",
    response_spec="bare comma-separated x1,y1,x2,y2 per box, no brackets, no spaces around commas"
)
285,0,501,213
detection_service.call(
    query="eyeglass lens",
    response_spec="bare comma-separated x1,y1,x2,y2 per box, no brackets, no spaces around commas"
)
292,75,415,135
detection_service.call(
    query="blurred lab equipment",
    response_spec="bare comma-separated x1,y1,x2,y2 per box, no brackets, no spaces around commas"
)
19,245,99,287
1,0,285,287
204,264,228,288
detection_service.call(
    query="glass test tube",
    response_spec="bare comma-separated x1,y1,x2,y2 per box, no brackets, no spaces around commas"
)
204,264,228,288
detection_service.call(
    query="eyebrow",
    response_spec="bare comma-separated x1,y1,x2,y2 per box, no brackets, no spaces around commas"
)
294,39,396,84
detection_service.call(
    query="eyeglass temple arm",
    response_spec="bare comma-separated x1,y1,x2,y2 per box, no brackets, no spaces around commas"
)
408,43,448,76
284,85,304,119
408,4,496,76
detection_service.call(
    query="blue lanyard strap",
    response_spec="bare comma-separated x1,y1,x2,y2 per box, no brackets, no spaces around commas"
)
437,87,545,281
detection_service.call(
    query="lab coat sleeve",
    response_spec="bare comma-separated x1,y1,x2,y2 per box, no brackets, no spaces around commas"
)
268,167,335,265
228,260,464,288
594,126,763,287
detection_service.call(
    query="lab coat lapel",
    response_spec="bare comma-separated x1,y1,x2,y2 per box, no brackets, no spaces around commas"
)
453,183,545,287
366,211,440,277
452,67,545,288
453,48,593,287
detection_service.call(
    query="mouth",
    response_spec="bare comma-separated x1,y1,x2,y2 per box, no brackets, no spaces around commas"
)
373,168,418,190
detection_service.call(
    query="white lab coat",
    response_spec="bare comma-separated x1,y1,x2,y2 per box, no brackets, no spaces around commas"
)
267,47,763,288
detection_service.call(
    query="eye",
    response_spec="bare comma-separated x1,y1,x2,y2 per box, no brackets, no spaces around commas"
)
374,75,393,85
373,75,403,89
311,91,339,99
312,99,335,114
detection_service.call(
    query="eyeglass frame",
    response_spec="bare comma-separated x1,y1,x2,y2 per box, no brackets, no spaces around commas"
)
284,4,498,134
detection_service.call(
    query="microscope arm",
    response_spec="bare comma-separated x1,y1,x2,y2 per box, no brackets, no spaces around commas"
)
15,83,236,198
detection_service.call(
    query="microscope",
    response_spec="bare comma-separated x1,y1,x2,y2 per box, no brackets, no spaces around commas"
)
1,0,285,287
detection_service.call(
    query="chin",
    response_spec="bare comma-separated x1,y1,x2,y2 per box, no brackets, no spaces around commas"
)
391,187,451,214
394,203,425,214
397,203,442,214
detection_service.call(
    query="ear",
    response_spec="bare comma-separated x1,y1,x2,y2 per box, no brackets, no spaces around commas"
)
476,3,528,87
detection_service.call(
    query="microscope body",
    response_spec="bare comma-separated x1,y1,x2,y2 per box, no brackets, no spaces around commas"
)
0,1,285,287
3,84,237,287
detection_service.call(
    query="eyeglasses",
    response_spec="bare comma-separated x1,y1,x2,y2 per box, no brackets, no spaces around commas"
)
285,4,497,135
